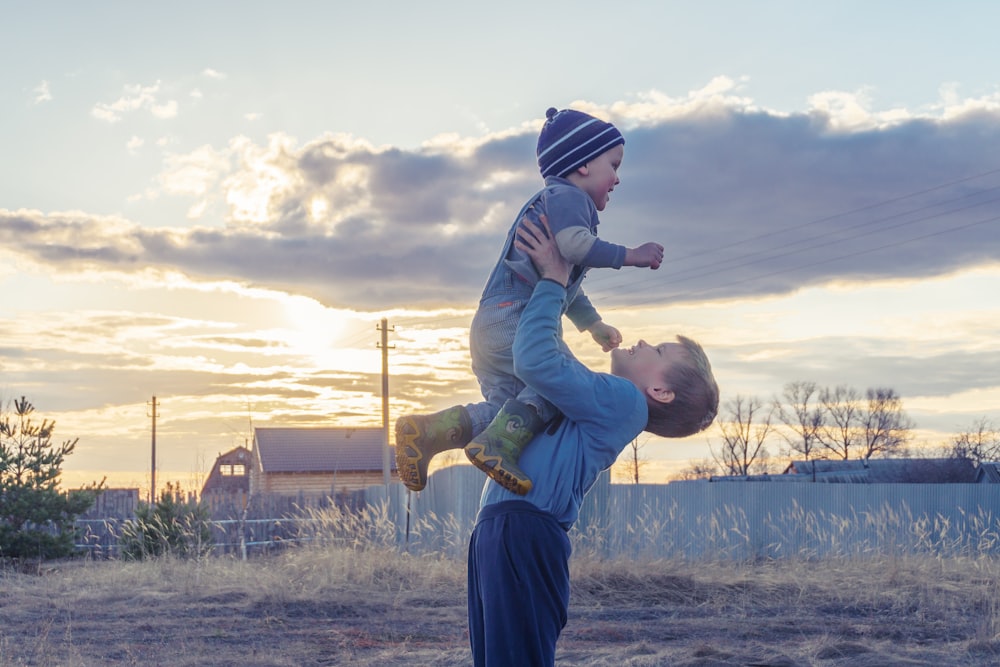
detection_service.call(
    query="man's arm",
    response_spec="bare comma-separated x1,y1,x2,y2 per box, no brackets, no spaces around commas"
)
512,217,626,424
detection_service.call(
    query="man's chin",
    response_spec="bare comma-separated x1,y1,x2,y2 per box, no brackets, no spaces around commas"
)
609,349,624,372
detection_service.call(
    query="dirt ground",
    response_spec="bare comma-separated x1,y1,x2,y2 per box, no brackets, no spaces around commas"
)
1,553,999,666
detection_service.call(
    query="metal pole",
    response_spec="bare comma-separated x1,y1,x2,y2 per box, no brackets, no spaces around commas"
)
150,395,157,503
380,318,391,486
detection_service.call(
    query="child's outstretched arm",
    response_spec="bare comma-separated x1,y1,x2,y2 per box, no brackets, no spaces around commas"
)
587,320,622,352
625,242,665,269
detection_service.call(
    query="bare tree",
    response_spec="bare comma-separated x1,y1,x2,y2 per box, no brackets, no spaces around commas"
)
946,417,1000,464
817,385,862,460
754,449,778,475
774,380,824,461
857,387,914,459
617,437,649,483
673,458,718,481
712,394,773,476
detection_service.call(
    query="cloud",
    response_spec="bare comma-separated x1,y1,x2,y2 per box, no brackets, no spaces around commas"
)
158,144,232,198
202,68,226,80
126,136,144,155
6,97,1000,314
91,81,179,122
32,80,52,104
721,337,1000,399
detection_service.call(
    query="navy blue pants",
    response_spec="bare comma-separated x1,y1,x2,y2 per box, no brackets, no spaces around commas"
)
467,500,571,667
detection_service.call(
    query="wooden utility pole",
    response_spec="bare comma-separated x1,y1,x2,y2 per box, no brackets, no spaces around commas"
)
149,395,157,503
377,318,394,486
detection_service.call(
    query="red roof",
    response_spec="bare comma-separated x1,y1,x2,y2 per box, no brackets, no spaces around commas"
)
253,427,392,473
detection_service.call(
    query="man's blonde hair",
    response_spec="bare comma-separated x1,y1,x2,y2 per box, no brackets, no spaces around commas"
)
645,336,719,438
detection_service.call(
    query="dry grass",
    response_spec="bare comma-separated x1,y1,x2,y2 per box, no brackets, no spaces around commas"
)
2,508,1000,666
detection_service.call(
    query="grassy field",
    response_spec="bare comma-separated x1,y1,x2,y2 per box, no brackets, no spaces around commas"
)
2,537,1000,666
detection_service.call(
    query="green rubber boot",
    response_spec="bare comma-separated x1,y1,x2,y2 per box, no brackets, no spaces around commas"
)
395,405,472,492
464,399,543,495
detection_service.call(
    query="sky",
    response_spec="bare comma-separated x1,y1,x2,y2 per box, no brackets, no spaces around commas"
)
2,1,1000,496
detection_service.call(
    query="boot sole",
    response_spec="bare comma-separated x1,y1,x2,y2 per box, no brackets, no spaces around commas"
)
394,416,430,492
464,443,533,495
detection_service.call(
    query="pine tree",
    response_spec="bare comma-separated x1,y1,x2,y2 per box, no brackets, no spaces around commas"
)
0,396,103,560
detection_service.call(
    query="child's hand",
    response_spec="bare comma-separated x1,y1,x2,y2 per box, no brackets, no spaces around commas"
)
515,214,571,286
588,321,622,352
626,242,665,269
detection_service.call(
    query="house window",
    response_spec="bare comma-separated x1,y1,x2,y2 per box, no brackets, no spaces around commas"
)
220,464,247,476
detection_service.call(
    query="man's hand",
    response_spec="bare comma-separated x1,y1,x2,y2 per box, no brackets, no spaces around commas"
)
515,214,571,286
588,320,622,352
625,242,665,269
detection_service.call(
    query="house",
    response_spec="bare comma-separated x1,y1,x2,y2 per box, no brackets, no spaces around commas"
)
201,445,252,515
976,462,1000,483
250,426,396,497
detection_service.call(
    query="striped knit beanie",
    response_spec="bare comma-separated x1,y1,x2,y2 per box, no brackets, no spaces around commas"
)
536,107,624,179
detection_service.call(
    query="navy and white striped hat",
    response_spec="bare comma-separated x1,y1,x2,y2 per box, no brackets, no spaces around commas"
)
536,107,624,179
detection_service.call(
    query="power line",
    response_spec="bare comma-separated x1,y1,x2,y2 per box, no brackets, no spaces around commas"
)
324,167,1000,344
663,166,1000,265
579,169,1000,305
587,188,1000,302
618,212,1000,310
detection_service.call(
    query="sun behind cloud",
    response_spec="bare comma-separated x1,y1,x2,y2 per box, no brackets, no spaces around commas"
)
279,294,371,370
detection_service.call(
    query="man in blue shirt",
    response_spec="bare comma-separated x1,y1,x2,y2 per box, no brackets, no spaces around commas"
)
467,216,719,666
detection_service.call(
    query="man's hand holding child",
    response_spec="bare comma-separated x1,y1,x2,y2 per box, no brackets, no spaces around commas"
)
515,215,572,287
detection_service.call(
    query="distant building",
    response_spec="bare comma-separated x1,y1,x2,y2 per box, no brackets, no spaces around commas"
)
201,445,252,516
250,426,395,497
707,458,981,484
976,462,1000,484
784,458,977,483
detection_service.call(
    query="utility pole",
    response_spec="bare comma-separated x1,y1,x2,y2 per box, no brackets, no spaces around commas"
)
149,395,157,503
377,318,394,486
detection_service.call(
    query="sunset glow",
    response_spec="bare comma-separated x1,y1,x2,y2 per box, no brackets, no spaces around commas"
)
2,3,999,493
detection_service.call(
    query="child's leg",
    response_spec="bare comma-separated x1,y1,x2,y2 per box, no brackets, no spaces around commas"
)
518,388,558,424
465,302,546,493
394,405,473,492
464,398,544,495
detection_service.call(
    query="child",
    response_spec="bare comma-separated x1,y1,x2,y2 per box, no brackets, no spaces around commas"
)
396,107,666,495
468,216,719,665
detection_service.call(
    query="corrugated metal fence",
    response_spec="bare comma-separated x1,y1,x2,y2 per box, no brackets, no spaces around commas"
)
366,466,1000,560
71,466,1000,560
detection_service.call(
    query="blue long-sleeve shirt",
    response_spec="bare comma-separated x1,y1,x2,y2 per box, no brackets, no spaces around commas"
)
477,279,648,530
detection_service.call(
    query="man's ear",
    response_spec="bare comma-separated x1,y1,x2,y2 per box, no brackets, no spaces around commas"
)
646,386,675,405
574,163,590,177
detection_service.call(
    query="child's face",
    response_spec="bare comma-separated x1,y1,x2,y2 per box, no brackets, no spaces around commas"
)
576,144,623,211
610,339,686,393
